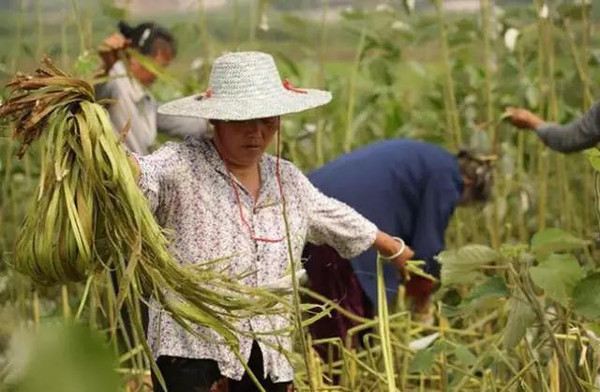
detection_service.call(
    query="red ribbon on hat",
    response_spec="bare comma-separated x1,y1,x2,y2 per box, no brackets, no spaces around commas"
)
282,79,307,94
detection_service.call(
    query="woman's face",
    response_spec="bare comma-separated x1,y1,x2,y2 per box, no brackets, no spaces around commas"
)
212,117,280,168
130,47,173,86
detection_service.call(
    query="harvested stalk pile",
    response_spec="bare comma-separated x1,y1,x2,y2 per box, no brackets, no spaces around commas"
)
0,57,284,349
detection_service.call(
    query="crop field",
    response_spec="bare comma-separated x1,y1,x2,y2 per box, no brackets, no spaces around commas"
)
1,1,600,391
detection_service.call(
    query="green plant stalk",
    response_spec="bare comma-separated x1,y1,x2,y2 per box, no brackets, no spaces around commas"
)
61,8,69,68
277,140,316,392
314,0,329,167
343,27,366,153
434,0,462,150
499,361,536,392
75,274,94,321
85,0,93,51
535,0,549,230
32,290,40,331
249,0,257,45
543,12,572,234
35,0,43,59
512,265,585,392
9,0,24,70
61,284,72,321
198,0,211,82
479,0,500,249
71,0,85,54
233,0,240,48
435,0,464,246
376,257,397,392
563,18,594,236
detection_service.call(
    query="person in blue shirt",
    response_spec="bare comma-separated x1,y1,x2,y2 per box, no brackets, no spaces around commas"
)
303,139,494,358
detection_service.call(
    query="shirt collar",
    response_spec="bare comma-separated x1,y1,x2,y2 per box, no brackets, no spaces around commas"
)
186,137,278,203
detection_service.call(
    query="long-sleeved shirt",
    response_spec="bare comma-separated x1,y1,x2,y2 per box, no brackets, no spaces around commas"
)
95,61,209,155
308,140,463,306
136,136,377,382
536,101,600,153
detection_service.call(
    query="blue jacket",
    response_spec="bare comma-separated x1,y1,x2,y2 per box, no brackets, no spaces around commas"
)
308,140,463,306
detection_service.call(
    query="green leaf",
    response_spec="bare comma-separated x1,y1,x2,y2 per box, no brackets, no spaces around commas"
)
530,228,588,259
584,148,600,172
504,295,536,349
408,339,450,373
529,253,583,307
573,273,600,320
466,276,509,303
438,245,500,286
454,344,477,367
409,348,437,373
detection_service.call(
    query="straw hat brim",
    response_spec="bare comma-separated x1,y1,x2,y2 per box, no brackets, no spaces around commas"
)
157,89,332,120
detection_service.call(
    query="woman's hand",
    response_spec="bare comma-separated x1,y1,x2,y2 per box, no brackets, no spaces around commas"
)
98,32,131,73
373,231,415,281
505,107,546,130
389,243,414,282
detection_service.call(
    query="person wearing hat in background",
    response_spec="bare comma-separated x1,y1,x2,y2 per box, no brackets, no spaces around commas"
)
97,21,208,155
302,140,494,362
505,104,600,153
127,51,416,392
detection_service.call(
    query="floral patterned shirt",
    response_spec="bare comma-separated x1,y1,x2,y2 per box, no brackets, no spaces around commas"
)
136,136,377,382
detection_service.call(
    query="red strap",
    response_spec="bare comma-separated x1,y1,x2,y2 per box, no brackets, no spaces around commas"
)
282,79,307,94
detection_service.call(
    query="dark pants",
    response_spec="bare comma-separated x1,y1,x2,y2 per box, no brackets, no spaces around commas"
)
151,341,291,392
303,244,374,363
303,244,437,362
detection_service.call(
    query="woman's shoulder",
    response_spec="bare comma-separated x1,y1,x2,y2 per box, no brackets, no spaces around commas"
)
263,154,303,177
137,141,184,167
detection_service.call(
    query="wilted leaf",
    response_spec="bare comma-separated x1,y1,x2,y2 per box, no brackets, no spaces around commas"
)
529,253,582,307
504,295,536,349
573,273,600,320
530,228,588,259
466,276,509,303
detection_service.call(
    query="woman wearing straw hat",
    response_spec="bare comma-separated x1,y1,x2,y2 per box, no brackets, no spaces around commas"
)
129,51,414,392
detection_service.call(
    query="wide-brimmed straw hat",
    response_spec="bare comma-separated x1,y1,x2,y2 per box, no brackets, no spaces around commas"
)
158,51,332,120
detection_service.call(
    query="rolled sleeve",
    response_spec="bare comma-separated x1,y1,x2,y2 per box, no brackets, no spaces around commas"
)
292,166,377,259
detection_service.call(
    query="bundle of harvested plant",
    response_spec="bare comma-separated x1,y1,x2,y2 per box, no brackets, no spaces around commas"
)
0,57,289,351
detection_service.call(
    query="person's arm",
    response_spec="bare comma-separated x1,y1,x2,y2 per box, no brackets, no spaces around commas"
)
372,230,415,280
129,143,178,214
507,103,600,153
295,164,413,277
98,32,130,75
156,113,210,138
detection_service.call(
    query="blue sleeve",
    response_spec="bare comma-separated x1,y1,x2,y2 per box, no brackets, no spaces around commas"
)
410,175,460,277
536,101,600,153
